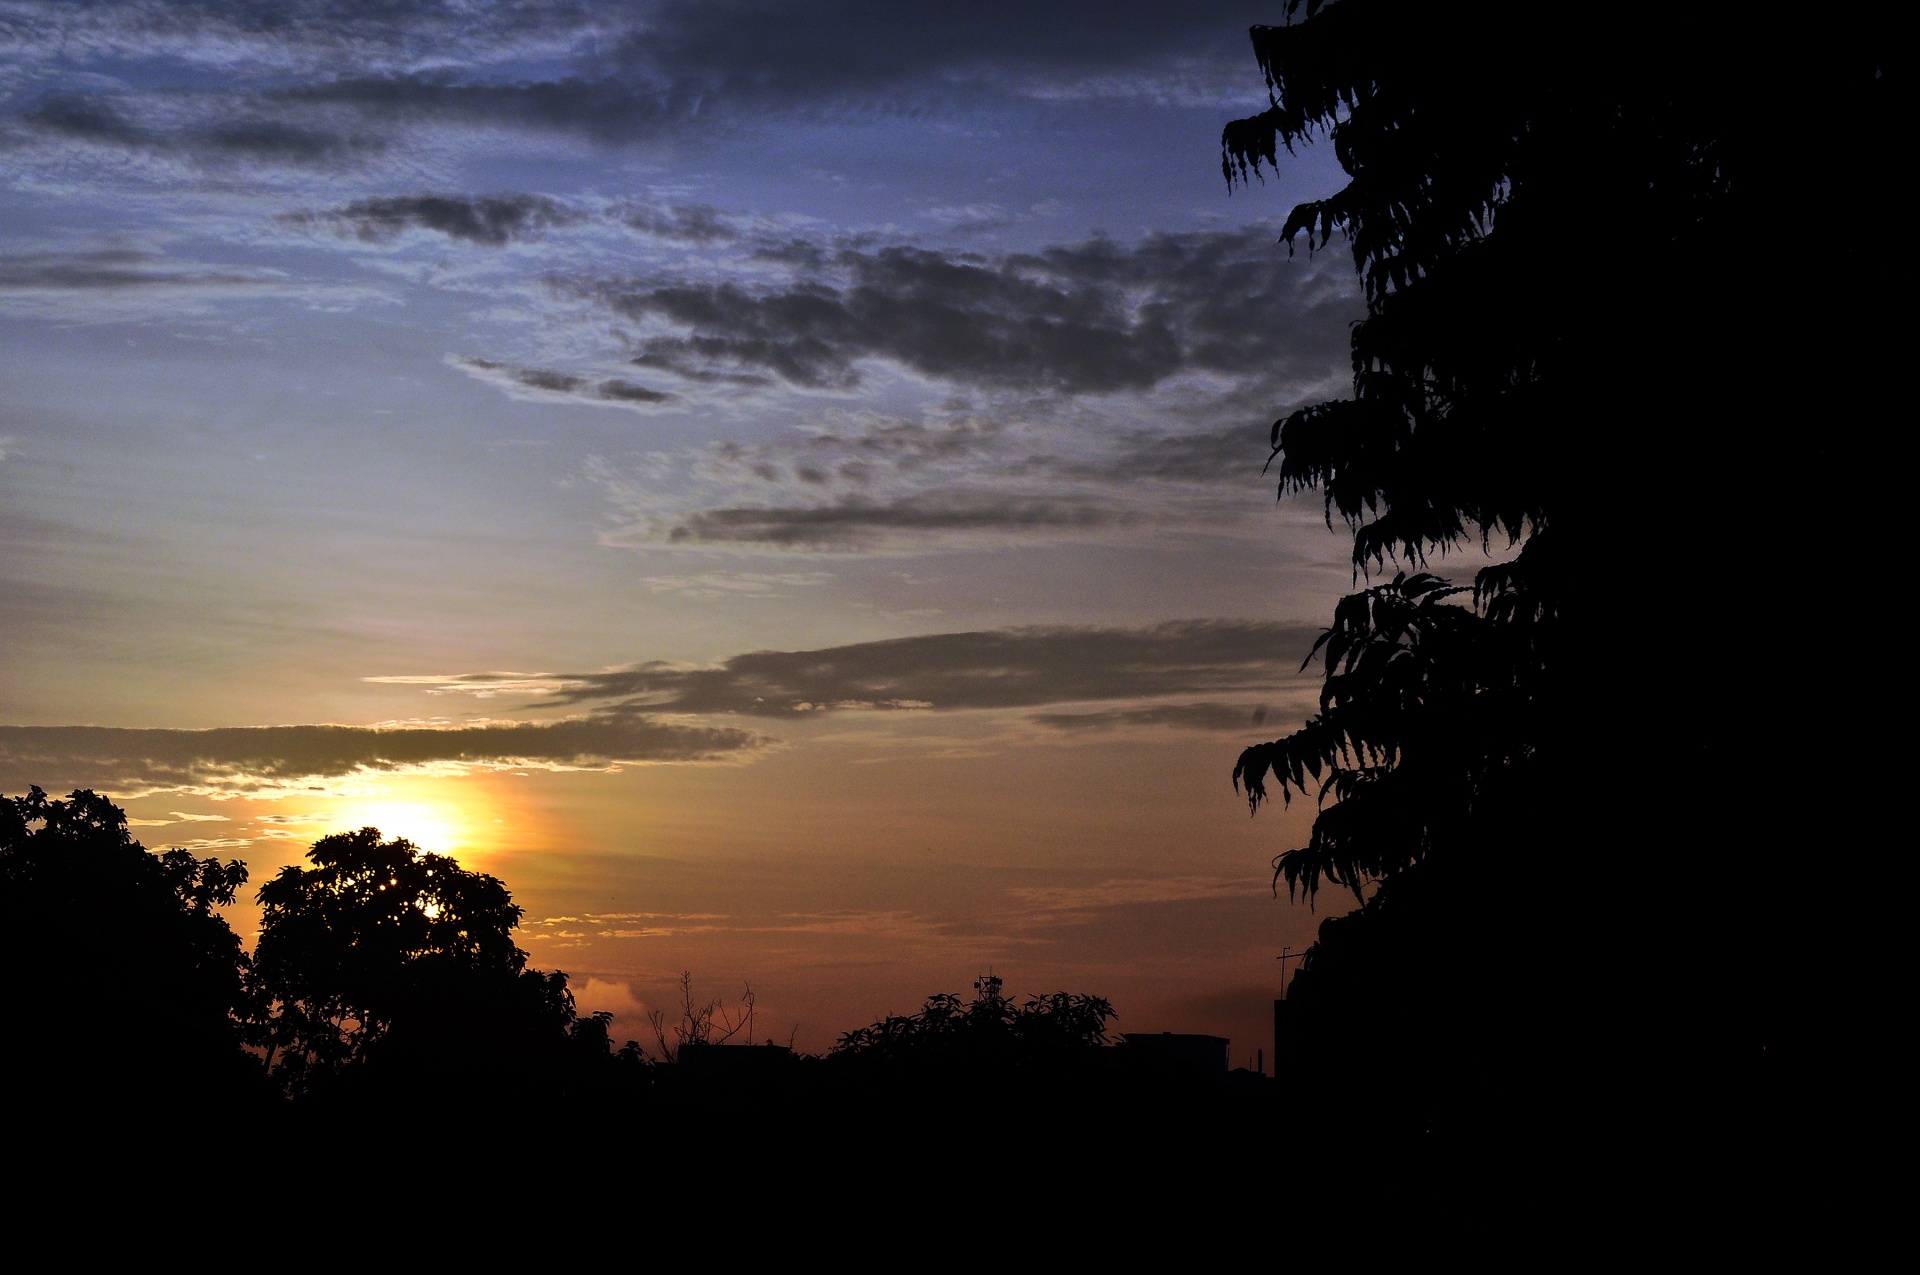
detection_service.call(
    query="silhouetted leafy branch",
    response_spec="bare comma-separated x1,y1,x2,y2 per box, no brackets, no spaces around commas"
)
1231,570,1542,904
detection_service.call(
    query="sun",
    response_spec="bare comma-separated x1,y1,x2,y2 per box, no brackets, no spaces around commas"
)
327,797,469,857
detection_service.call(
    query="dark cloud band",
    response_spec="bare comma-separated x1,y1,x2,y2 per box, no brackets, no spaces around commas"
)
398,619,1322,717
587,228,1356,395
0,718,763,797
288,194,579,245
0,249,278,293
660,491,1130,549
6,2,1282,165
1031,701,1294,733
454,357,676,406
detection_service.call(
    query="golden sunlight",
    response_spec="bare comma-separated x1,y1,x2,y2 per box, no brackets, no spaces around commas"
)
325,793,473,858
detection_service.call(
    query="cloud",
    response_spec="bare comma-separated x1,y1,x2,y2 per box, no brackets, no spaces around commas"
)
451,356,676,408
922,203,1015,235
618,202,737,244
579,227,1356,397
1009,875,1252,914
249,811,333,839
638,571,834,598
428,225,1354,554
386,619,1320,718
289,194,580,245
151,836,252,852
272,74,681,147
532,907,957,944
549,228,1357,554
0,1,600,66
651,489,1133,550
574,978,650,1024
361,672,577,698
1037,422,1284,485
0,718,766,798
615,1,1287,109
17,93,148,148
16,91,383,165
3,3,1287,172
0,247,382,318
800,413,1008,471
196,118,377,163
0,248,281,293
1030,701,1285,733
125,811,232,826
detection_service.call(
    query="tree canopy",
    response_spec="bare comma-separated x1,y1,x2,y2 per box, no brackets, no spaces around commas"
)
1,787,262,1114
249,827,616,1102
831,974,1115,1074
1218,0,1894,1168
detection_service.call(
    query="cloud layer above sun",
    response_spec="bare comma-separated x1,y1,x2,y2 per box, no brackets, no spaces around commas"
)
6,619,1320,795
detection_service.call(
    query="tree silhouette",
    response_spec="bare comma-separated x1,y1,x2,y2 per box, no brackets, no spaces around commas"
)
648,970,761,1063
249,827,621,1103
1220,0,1893,1177
831,974,1114,1074
1,787,263,1117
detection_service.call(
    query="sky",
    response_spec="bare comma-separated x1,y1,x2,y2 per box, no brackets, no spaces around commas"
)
0,1,1481,1059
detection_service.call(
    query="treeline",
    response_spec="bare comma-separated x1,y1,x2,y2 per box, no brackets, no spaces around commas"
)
2,787,1265,1156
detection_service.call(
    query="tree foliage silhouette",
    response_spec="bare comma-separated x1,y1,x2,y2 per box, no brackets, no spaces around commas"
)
249,827,616,1100
1219,0,1893,1159
1,787,262,1112
831,974,1114,1073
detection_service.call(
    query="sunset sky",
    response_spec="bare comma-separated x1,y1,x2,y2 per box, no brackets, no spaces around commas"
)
0,2,1492,1057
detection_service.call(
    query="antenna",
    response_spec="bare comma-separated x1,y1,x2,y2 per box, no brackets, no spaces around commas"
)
1277,945,1308,999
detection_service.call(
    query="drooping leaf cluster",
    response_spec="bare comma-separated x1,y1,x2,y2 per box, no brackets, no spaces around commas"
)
1233,568,1542,904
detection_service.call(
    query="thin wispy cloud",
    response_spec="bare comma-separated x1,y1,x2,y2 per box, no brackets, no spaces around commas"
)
1009,875,1255,914
0,247,385,318
638,571,834,598
125,811,232,827
451,356,676,409
151,835,251,852
1030,701,1299,733
617,201,739,245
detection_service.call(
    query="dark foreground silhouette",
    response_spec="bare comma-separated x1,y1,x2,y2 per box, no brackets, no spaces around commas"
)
1218,1,1891,1237
2,788,1277,1209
